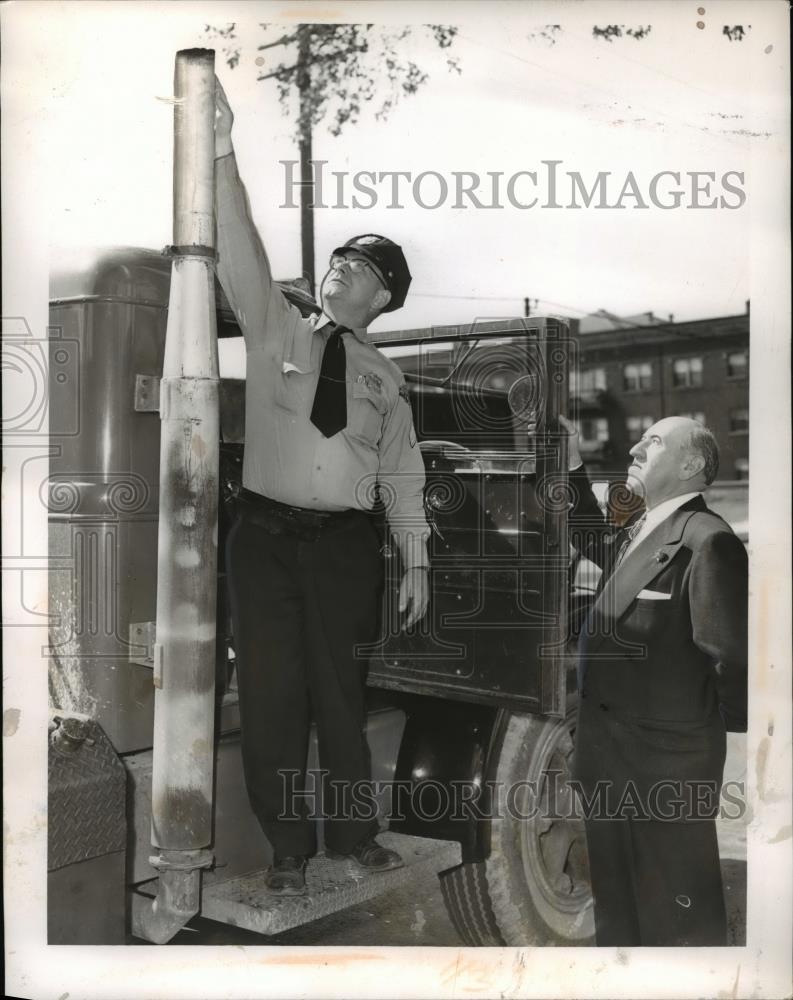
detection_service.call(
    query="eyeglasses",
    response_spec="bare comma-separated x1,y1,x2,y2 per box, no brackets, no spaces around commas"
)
328,254,385,288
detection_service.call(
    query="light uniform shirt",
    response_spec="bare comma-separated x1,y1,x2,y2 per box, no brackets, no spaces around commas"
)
215,152,429,569
622,490,703,559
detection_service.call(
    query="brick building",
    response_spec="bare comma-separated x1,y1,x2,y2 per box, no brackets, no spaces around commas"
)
569,306,749,483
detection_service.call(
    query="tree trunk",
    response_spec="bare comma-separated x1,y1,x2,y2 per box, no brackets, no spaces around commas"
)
297,27,316,295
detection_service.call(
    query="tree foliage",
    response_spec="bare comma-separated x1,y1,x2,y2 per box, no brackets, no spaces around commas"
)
204,23,460,141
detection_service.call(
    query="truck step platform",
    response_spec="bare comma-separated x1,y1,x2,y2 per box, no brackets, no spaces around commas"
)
199,833,461,936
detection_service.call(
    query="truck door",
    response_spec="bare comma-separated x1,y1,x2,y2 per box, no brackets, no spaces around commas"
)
364,318,571,718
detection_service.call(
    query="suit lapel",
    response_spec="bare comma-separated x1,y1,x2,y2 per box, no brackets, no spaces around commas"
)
585,496,707,654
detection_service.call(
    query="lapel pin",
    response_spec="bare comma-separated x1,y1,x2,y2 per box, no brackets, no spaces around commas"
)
654,550,669,564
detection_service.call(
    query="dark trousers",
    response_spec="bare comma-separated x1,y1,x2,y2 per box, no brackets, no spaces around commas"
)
584,816,728,946
225,507,383,858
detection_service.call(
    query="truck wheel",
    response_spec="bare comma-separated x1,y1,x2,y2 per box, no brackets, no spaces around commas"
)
440,698,594,945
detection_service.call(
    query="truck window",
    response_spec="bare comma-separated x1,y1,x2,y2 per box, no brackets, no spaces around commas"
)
381,336,543,470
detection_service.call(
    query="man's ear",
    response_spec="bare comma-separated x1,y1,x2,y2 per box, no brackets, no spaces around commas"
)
371,288,392,312
680,452,706,481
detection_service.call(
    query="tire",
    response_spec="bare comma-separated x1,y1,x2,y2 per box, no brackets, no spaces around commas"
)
440,696,595,946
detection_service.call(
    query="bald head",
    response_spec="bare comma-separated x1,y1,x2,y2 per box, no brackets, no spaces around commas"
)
626,416,719,508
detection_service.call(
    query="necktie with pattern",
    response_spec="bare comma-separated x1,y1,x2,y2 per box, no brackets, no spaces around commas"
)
310,324,349,438
613,511,648,569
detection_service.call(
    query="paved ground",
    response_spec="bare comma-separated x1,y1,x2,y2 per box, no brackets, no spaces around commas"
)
137,734,748,948
156,858,745,947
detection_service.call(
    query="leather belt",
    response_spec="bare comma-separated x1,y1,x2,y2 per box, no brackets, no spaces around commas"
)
237,487,362,541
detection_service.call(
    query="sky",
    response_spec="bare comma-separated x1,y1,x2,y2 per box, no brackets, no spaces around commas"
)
3,0,786,340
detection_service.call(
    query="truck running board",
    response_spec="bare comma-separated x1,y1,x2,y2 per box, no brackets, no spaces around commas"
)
199,833,461,937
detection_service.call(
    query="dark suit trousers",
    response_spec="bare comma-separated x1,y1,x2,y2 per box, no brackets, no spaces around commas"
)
225,508,383,858
584,816,727,946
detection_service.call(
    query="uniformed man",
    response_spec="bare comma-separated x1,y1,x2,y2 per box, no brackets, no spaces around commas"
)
214,79,430,895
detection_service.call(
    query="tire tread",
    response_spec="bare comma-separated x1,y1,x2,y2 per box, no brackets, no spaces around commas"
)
439,862,505,946
440,706,595,947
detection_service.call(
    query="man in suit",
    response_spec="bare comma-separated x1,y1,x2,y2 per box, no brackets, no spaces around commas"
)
560,415,748,946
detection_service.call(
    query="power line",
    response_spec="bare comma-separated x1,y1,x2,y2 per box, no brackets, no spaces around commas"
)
410,291,525,302
408,291,713,335
409,290,594,315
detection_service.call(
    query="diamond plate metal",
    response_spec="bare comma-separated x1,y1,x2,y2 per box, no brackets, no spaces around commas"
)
200,832,461,936
48,716,127,871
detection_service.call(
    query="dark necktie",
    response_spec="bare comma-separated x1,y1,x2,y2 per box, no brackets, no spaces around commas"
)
310,324,349,438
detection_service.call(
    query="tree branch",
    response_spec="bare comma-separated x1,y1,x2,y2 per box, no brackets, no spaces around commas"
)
247,23,461,140
257,33,297,52
257,66,299,81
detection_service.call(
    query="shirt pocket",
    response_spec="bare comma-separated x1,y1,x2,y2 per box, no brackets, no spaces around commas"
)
275,332,317,413
348,381,387,448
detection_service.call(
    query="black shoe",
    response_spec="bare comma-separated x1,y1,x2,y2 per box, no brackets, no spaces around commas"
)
326,836,404,872
264,855,308,896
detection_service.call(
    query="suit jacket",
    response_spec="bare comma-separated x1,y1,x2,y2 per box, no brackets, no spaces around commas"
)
568,467,748,818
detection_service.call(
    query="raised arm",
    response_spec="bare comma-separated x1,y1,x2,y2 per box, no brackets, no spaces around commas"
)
214,77,296,348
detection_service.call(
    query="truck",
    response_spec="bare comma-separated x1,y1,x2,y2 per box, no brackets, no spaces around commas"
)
47,244,593,946
46,48,593,948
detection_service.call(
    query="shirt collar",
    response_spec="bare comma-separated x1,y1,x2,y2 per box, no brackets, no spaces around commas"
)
313,312,368,342
643,491,702,531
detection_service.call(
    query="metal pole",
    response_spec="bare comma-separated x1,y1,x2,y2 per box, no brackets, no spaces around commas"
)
133,47,219,945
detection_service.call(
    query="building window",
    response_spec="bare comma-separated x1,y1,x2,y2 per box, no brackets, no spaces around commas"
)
571,367,607,394
623,362,652,392
726,351,748,379
575,417,609,449
626,415,654,439
729,408,749,434
678,411,706,425
734,457,749,480
672,356,703,388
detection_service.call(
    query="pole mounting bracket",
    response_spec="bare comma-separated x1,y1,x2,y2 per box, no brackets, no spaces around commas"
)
162,243,217,260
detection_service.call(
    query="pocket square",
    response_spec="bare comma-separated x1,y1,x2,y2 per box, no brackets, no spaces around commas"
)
636,589,672,600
